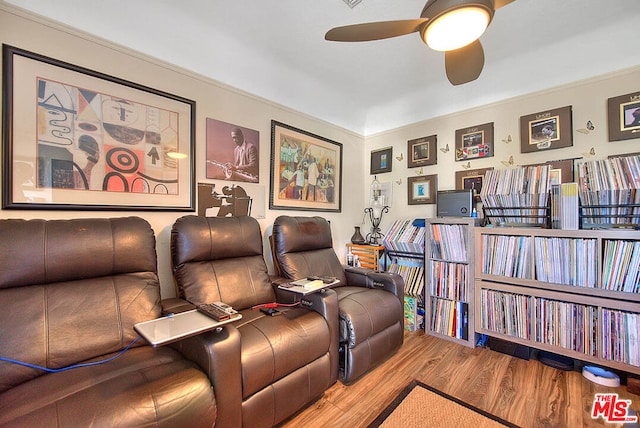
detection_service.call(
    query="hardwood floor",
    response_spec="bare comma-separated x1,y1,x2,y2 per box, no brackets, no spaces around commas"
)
282,331,640,428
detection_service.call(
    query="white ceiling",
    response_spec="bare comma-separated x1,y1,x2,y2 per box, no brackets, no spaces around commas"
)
5,0,640,135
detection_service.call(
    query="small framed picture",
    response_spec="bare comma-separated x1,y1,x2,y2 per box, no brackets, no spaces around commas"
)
455,167,493,202
455,122,494,161
407,135,437,168
607,91,640,141
523,158,574,184
407,174,437,205
370,147,393,174
520,106,572,153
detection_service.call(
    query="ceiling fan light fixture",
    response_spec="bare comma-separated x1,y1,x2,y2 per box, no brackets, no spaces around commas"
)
423,6,490,51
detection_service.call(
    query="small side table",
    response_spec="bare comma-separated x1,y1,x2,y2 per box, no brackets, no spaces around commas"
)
346,244,385,271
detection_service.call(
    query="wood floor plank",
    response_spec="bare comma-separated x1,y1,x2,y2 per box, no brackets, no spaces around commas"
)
281,331,640,427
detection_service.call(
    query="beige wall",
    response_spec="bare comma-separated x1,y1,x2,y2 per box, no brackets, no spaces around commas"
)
364,66,640,223
2,5,639,299
0,5,366,298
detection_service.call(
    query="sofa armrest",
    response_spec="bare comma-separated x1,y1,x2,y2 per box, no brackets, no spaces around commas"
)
170,326,242,428
344,267,404,300
161,297,195,315
366,271,404,299
298,288,339,385
272,282,339,385
343,266,370,286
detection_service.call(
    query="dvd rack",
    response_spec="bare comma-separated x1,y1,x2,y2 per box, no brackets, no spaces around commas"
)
579,202,640,229
382,219,426,332
576,154,640,229
482,194,552,228
425,217,476,348
480,165,552,228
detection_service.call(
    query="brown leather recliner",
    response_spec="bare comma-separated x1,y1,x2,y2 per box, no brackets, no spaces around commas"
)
271,215,404,383
170,215,338,428
0,217,216,427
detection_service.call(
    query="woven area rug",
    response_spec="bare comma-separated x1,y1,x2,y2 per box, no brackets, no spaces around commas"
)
368,381,519,428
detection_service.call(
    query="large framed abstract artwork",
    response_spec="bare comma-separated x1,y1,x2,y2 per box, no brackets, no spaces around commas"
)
2,45,195,210
269,120,342,212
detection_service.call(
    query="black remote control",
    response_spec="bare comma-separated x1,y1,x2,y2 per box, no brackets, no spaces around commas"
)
197,303,231,321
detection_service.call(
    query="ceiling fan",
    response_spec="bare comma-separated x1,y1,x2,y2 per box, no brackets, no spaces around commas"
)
325,0,516,85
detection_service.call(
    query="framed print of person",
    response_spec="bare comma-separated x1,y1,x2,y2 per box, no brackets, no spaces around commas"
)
206,118,259,183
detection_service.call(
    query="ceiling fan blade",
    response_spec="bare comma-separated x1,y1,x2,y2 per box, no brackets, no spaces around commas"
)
444,40,485,85
325,19,428,42
494,0,516,9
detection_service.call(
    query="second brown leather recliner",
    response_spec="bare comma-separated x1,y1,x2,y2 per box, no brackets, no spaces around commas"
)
271,215,405,384
170,215,338,428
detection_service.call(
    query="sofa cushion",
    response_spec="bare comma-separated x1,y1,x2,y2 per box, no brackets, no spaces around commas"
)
0,347,215,427
171,216,274,309
0,273,161,393
0,217,157,289
271,216,347,285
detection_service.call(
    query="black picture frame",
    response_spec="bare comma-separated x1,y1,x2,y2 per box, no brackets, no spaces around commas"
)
608,91,640,142
407,135,437,168
2,45,195,211
520,106,572,153
523,158,575,185
407,174,437,205
370,147,393,174
455,167,493,202
269,120,342,212
455,122,494,161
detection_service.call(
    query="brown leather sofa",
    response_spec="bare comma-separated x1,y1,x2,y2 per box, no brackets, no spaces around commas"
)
271,215,405,383
170,215,338,428
0,217,216,427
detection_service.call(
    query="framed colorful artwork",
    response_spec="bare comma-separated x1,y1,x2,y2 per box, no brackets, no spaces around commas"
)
2,45,195,210
607,91,640,141
520,106,572,153
269,120,342,212
407,174,437,205
407,135,437,168
455,122,494,161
